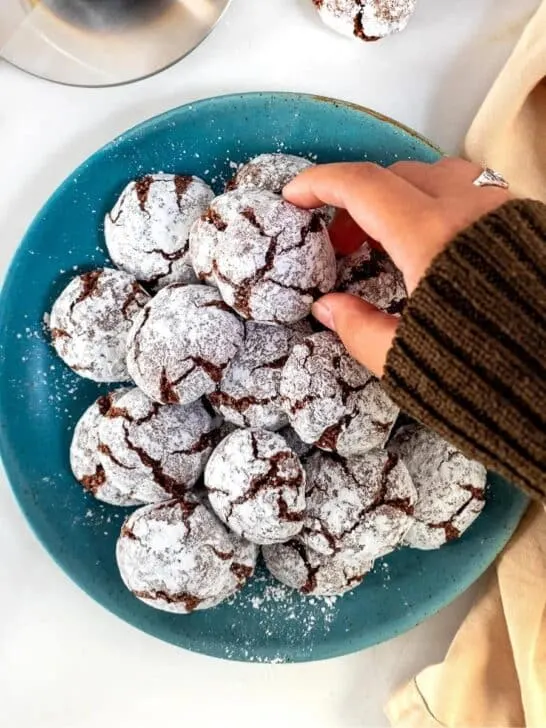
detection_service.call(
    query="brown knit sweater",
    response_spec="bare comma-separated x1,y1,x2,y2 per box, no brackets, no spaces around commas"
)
383,199,546,502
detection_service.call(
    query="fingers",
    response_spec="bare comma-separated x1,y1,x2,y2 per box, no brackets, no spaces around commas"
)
390,158,509,207
389,158,482,196
312,293,398,377
283,163,432,259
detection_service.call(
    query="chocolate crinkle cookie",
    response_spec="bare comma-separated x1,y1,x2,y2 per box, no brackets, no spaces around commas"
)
204,428,306,545
70,387,140,506
301,450,416,559
49,268,150,382
50,268,150,382
388,424,487,550
116,496,258,614
105,174,214,289
189,189,336,323
263,539,374,596
226,153,335,225
313,0,417,41
227,153,314,194
126,284,244,405
280,331,399,456
97,387,219,503
336,243,407,314
208,319,312,431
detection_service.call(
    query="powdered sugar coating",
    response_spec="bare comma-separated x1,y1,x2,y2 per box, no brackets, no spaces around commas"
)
208,320,312,430
205,428,306,545
228,154,314,194
263,539,373,596
189,189,336,323
105,174,214,288
302,450,416,559
70,387,141,506
336,243,407,314
227,154,335,225
97,387,219,503
116,496,258,613
50,268,150,382
314,0,417,41
280,331,399,456
126,284,245,405
388,425,487,550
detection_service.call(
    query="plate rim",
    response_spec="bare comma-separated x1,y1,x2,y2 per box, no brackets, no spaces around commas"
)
0,92,528,662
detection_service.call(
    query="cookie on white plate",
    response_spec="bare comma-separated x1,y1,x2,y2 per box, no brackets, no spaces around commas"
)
313,0,417,42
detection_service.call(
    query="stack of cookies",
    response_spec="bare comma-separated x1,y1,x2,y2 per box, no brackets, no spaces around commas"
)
48,153,487,615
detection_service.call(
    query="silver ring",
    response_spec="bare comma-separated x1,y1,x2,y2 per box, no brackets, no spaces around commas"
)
473,168,510,190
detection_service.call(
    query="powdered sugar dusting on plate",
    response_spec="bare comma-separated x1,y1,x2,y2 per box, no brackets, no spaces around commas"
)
223,566,344,662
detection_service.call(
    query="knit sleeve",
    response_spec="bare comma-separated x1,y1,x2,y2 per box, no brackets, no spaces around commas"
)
382,199,546,502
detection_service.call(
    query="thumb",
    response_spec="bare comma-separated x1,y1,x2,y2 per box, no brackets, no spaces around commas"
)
312,293,399,377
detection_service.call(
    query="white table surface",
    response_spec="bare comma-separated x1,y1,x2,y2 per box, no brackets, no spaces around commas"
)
0,0,538,725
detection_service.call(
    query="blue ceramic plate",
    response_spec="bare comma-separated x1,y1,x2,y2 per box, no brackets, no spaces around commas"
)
0,93,527,662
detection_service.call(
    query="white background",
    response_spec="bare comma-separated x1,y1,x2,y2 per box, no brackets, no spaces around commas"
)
0,0,539,726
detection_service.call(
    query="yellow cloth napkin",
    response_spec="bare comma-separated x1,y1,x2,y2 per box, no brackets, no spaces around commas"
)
386,2,546,725
386,505,546,727
465,0,546,200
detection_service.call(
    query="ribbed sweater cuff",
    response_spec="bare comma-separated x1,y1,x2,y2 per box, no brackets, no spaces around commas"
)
383,199,546,502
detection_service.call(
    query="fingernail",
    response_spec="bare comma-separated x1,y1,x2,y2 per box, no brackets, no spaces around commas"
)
312,300,334,330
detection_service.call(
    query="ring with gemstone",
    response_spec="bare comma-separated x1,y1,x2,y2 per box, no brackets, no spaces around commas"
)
473,168,510,190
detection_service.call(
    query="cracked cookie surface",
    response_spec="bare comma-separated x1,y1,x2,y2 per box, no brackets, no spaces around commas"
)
227,154,335,224
50,268,150,382
336,243,407,314
388,425,487,550
70,387,140,506
189,189,336,323
97,387,219,503
279,331,399,456
105,174,214,288
263,539,374,596
208,319,312,431
302,450,416,559
205,428,306,545
116,496,258,613
227,153,315,194
126,284,244,405
313,0,417,41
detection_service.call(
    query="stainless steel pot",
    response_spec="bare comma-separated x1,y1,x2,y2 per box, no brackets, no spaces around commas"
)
0,0,231,86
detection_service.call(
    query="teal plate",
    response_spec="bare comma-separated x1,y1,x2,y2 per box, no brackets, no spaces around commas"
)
0,93,527,662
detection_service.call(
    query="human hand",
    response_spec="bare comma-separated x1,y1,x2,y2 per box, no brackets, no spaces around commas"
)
283,158,511,376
